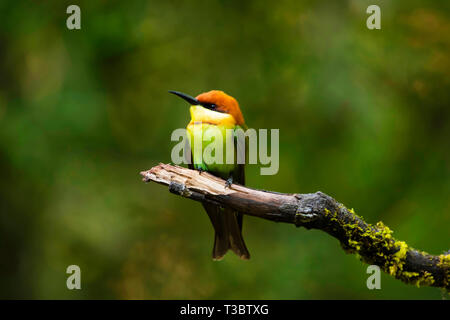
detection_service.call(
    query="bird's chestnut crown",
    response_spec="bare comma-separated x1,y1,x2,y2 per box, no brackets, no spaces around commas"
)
169,90,245,126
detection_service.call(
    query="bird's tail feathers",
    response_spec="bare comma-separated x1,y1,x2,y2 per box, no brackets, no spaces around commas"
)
202,203,250,260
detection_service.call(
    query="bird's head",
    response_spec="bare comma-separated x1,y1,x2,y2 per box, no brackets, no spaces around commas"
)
169,90,245,126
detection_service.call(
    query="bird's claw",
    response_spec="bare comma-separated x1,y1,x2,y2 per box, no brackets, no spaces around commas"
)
225,177,233,189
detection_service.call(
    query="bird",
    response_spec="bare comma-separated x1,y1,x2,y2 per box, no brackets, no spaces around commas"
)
169,89,250,260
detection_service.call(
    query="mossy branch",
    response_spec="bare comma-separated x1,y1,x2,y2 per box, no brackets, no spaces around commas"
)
140,163,450,290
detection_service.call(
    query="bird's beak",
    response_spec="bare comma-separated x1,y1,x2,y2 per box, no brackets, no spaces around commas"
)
168,90,200,106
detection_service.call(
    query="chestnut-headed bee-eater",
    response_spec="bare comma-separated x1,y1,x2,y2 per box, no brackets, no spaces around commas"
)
169,90,250,260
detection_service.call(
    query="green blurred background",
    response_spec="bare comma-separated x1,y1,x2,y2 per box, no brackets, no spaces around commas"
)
0,0,449,299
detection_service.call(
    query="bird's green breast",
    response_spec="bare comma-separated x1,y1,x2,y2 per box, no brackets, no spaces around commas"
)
186,122,240,179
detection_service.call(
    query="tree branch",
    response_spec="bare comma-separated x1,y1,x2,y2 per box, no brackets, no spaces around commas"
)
140,163,450,290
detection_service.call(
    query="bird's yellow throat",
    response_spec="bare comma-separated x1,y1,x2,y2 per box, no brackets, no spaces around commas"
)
189,105,236,126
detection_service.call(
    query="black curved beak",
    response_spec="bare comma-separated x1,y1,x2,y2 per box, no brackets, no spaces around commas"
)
168,90,200,106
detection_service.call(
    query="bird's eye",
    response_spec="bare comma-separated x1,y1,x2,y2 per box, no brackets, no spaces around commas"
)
203,103,216,110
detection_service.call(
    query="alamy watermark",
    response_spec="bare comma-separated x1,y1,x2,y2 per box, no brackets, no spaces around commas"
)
366,265,381,290
66,5,81,30
366,5,381,30
66,265,81,290
171,125,279,175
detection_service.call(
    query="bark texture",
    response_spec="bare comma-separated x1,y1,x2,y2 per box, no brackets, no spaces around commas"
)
141,163,450,290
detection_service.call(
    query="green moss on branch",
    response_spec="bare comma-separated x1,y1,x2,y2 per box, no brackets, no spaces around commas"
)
315,204,448,289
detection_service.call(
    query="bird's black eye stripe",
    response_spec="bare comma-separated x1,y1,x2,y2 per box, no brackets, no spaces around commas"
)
201,103,226,113
202,103,216,110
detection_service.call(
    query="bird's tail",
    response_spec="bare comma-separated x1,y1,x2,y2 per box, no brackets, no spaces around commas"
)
202,203,250,260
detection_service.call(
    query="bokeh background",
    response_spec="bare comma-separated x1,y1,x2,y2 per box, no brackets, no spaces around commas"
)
1,0,449,299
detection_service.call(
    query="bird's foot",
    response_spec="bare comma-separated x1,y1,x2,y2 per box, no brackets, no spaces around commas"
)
225,176,233,189
197,168,204,175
